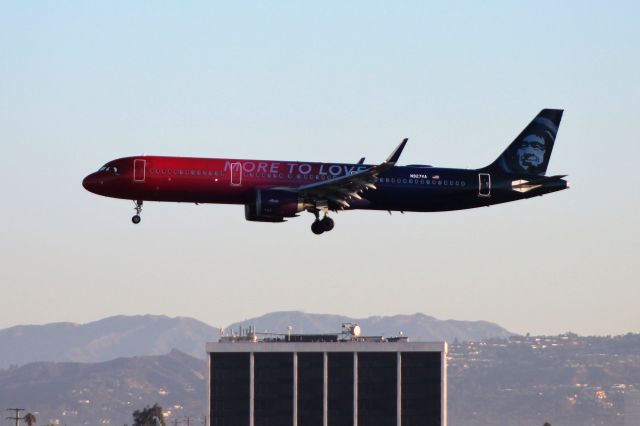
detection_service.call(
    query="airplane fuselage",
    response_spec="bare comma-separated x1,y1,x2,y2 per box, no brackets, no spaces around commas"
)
83,155,567,213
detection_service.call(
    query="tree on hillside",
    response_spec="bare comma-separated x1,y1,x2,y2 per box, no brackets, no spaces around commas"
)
133,404,165,426
543,422,552,426
23,412,36,426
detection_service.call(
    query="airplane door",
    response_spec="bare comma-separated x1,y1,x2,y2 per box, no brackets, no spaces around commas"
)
478,173,491,197
134,159,146,183
230,162,242,186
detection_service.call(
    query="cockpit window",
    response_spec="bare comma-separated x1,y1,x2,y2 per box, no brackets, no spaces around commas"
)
99,166,118,173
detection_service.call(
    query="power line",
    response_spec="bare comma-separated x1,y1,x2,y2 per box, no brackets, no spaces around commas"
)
6,408,25,426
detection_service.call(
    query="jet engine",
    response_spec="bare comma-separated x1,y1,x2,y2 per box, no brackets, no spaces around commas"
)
245,189,305,222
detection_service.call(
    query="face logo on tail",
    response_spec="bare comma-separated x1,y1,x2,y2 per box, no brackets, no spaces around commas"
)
516,134,546,171
498,114,560,176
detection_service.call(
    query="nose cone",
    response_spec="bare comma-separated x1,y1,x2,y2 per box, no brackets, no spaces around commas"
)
82,173,100,193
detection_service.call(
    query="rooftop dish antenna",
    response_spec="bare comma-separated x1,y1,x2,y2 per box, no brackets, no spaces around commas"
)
342,323,361,338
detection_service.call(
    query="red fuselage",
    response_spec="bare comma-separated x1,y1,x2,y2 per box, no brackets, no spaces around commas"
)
83,156,375,205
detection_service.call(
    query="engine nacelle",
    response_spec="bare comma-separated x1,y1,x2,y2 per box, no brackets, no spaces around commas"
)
245,189,304,222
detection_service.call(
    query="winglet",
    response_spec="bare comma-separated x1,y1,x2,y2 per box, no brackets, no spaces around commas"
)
385,138,408,164
357,157,366,165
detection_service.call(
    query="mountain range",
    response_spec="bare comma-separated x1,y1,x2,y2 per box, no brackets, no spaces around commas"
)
0,349,205,426
0,311,512,369
225,311,512,342
2,333,639,426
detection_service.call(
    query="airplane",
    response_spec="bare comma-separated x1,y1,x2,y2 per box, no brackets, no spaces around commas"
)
82,109,569,234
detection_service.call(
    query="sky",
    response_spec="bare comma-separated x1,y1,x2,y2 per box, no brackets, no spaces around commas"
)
0,1,638,336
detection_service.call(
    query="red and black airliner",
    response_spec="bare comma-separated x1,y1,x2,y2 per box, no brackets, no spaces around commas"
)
83,109,569,234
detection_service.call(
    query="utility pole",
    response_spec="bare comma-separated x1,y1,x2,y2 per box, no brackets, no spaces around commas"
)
6,408,25,426
186,416,190,426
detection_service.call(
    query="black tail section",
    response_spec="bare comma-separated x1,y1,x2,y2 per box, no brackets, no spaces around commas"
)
483,109,563,176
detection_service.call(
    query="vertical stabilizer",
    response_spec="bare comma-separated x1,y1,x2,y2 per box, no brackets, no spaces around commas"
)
484,109,563,176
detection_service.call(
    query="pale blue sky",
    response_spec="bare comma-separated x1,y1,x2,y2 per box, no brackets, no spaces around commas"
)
0,1,638,335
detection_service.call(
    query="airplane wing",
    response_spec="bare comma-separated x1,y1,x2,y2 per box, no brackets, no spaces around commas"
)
294,139,407,209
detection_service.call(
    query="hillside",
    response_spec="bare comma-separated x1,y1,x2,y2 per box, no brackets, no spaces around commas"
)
0,349,206,426
0,315,217,369
226,311,513,342
1,334,639,426
0,312,512,369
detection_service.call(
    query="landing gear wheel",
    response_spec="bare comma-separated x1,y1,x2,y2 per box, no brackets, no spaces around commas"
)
311,220,324,235
132,200,143,224
321,216,334,232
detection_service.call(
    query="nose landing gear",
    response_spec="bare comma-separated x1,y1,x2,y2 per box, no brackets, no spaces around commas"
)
132,200,143,224
310,209,335,235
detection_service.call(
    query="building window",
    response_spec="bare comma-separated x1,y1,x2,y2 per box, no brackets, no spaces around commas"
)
358,352,397,425
210,353,250,426
328,353,354,425
254,353,293,426
297,353,323,426
402,352,442,424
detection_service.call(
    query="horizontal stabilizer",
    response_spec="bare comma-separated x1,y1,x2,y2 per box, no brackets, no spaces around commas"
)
511,175,568,193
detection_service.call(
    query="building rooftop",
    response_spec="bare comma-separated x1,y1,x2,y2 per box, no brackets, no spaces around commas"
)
217,322,409,343
208,322,447,353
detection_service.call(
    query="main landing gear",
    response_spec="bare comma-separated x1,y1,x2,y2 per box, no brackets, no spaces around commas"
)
132,200,143,224
310,210,335,235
